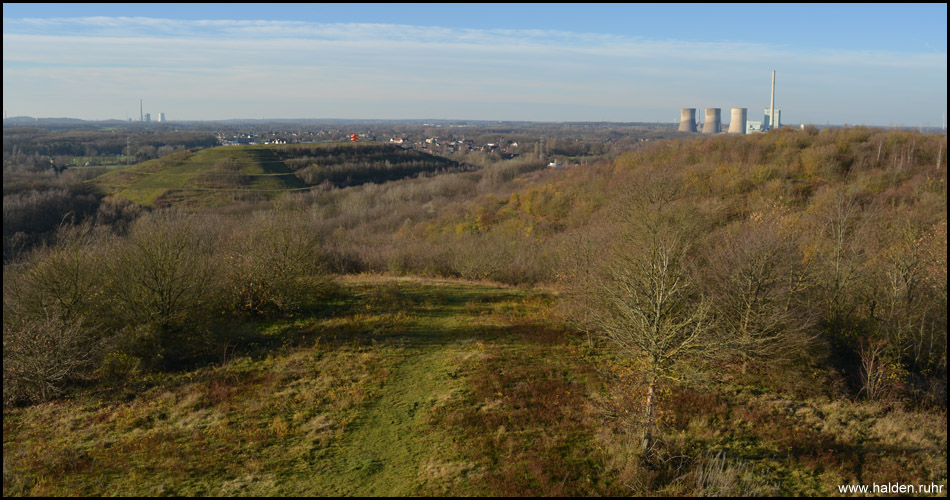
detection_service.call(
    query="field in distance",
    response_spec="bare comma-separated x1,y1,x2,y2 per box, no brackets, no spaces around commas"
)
90,142,461,207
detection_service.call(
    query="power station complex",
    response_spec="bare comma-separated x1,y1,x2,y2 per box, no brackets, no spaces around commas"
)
679,71,781,134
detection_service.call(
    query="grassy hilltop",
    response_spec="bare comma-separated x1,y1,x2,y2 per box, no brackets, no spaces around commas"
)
90,142,460,207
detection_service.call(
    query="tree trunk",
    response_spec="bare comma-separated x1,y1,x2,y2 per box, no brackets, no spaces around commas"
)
641,376,656,460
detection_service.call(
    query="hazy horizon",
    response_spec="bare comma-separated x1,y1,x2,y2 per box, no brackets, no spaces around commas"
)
3,3,947,127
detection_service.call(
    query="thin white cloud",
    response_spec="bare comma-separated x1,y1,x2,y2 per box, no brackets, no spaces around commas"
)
4,16,945,69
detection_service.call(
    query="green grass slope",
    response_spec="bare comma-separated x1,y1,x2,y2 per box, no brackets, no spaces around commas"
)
90,146,308,207
90,142,462,208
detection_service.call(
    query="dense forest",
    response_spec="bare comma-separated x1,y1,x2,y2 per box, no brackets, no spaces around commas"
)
3,124,946,495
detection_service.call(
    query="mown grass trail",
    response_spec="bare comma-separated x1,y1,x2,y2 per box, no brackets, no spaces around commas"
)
316,334,462,495
297,277,579,496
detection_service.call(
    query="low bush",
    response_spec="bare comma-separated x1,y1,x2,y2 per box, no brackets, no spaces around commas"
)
3,306,105,404
220,209,328,317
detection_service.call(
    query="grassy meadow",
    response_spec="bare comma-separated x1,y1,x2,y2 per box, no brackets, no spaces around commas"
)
90,146,307,207
89,142,461,208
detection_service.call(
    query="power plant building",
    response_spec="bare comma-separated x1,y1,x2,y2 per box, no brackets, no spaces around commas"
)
677,71,781,134
763,108,781,129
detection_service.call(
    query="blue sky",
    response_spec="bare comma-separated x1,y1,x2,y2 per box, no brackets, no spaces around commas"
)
3,3,947,126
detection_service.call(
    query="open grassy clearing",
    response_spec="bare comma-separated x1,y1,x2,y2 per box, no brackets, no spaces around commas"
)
3,276,946,496
90,146,305,207
66,156,132,168
87,141,462,208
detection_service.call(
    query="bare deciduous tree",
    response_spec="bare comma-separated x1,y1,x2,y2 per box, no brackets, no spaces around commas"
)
704,215,817,373
222,208,324,316
808,188,866,325
572,195,717,458
101,210,221,366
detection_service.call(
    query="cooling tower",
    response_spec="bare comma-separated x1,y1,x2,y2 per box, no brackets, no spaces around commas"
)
679,108,697,132
728,108,747,134
702,108,721,134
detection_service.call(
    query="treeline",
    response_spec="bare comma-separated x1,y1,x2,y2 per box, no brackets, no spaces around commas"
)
3,127,218,162
3,157,148,262
3,164,114,262
272,144,463,187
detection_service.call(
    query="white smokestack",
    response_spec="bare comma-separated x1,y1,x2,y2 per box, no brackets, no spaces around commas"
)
769,71,776,130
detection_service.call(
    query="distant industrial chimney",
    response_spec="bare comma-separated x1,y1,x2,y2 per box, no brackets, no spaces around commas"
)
769,71,775,130
679,108,697,132
702,108,721,134
140,99,143,122
728,108,747,134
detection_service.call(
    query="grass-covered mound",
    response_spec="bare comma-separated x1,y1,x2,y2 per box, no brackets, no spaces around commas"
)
90,142,461,207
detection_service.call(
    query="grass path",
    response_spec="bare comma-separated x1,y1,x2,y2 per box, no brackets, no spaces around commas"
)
317,338,460,495
282,278,514,495
292,277,607,496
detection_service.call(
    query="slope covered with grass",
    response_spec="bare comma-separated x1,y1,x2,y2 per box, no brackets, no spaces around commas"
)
90,142,461,208
90,146,306,207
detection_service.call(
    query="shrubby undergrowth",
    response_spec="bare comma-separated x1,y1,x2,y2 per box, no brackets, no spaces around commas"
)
1,126,946,497
2,208,331,404
3,126,946,414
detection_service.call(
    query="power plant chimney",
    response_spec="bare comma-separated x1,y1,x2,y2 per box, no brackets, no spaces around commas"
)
769,70,775,130
140,99,143,122
728,108,747,134
679,108,697,132
702,108,721,134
